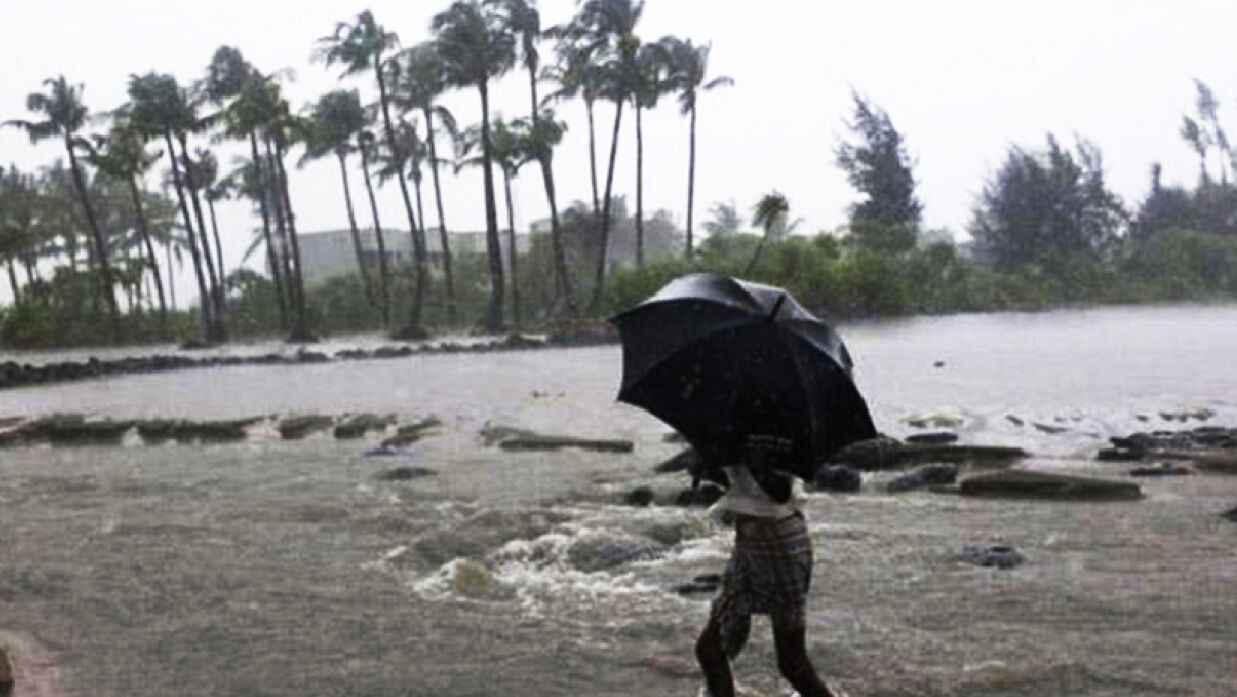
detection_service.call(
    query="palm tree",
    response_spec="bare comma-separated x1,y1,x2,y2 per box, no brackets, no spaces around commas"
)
393,41,459,324
263,98,314,342
545,26,605,218
356,129,391,326
657,36,733,259
460,117,529,329
746,191,789,275
432,0,517,331
565,0,644,311
79,119,170,331
503,0,577,315
631,42,671,267
6,76,122,340
222,70,290,330
373,115,434,333
126,72,219,341
190,149,228,295
302,90,376,312
317,10,430,336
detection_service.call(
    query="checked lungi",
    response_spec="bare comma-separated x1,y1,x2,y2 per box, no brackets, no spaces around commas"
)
708,511,813,659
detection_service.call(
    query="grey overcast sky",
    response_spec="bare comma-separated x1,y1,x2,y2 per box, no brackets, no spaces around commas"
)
4,0,1237,301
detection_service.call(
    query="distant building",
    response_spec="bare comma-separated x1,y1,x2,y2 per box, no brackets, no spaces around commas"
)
297,228,530,286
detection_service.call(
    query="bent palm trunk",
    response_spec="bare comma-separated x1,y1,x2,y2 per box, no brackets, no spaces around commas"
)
593,100,624,312
337,151,375,307
424,106,457,325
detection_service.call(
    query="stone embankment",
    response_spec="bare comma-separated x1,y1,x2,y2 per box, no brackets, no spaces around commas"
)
0,322,620,392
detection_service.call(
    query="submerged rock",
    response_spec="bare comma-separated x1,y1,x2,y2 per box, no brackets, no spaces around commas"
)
959,470,1143,501
624,485,655,507
811,464,862,493
958,544,1024,569
1128,463,1193,477
885,463,958,493
905,431,958,444
829,437,1026,471
376,466,437,481
333,413,396,439
498,434,634,454
44,418,134,444
277,415,335,439
566,532,664,572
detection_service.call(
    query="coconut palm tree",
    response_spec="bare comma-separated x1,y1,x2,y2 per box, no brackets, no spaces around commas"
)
545,17,606,218
373,114,434,334
302,89,377,313
746,191,789,275
657,36,733,259
631,42,671,267
356,128,391,325
392,41,459,325
564,0,644,311
262,98,314,342
459,117,530,328
6,76,122,340
317,10,430,336
502,0,577,315
79,118,169,331
126,72,219,341
222,70,290,330
432,0,517,331
190,149,228,294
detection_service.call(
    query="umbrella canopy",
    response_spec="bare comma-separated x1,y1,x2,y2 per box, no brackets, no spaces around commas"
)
611,273,877,480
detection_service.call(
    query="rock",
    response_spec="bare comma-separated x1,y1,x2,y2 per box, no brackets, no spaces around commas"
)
829,437,1026,471
885,463,958,493
451,559,491,596
376,466,437,481
498,435,634,454
1128,463,1193,477
566,532,664,572
957,544,1024,569
1096,447,1144,462
176,418,260,442
1192,452,1237,474
905,431,958,444
479,423,539,447
811,464,862,493
653,448,700,474
959,470,1143,501
905,414,963,429
1033,422,1070,434
381,417,444,448
625,485,655,507
135,419,179,444
277,415,335,440
675,482,725,507
333,413,396,439
295,349,330,363
334,348,371,360
933,360,946,368
1006,415,1024,427
373,345,414,359
44,418,134,444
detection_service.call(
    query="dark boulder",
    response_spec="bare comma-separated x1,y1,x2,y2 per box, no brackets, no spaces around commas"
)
334,413,396,439
277,415,335,439
376,466,437,481
625,485,655,507
1096,447,1144,462
885,463,958,493
811,464,862,493
905,431,958,444
829,437,1025,471
958,544,1024,569
959,470,1143,501
295,349,331,363
1128,463,1193,477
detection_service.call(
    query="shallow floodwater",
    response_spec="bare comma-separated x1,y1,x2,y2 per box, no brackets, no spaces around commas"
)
1,305,1236,696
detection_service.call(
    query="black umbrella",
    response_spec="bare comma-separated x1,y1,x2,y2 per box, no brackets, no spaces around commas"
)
610,273,877,480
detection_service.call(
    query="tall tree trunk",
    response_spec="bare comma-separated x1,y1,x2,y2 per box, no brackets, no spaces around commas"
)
527,61,575,315
65,134,121,341
265,138,298,330
359,144,390,328
410,171,429,329
6,261,20,305
125,175,168,332
165,239,176,311
592,100,624,312
207,197,226,295
177,134,226,342
502,167,521,330
686,104,698,259
375,57,427,334
635,103,644,268
586,98,600,219
479,82,505,332
424,106,456,324
273,138,311,342
164,131,213,339
249,132,287,329
337,151,375,308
